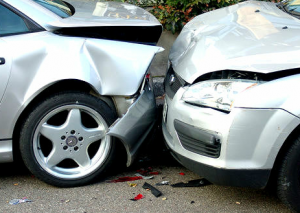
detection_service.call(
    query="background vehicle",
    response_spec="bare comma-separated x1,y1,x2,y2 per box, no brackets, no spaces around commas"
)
0,0,162,187
162,0,300,211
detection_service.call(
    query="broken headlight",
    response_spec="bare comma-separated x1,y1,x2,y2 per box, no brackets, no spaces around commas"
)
182,80,261,112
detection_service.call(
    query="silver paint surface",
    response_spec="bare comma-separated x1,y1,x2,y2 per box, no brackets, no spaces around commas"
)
170,1,300,83
0,0,162,164
163,0,300,184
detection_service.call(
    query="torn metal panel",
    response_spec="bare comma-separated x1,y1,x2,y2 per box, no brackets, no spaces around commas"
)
107,81,156,167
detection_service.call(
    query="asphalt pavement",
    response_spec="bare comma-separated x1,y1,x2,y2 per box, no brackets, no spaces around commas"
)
0,150,291,213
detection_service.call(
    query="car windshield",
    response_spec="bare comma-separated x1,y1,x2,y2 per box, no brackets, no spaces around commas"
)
284,0,300,16
33,0,72,18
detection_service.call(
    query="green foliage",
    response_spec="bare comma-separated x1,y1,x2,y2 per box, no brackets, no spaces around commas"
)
150,0,239,33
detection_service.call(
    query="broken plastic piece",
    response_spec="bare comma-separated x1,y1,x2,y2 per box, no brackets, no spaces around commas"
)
156,181,169,186
149,172,160,175
108,176,143,183
179,172,185,175
128,183,137,187
9,198,32,205
130,194,144,201
142,182,162,197
135,173,154,180
171,178,211,187
162,197,167,201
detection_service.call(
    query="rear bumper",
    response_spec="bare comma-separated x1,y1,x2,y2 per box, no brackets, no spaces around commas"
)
107,81,156,166
0,139,13,163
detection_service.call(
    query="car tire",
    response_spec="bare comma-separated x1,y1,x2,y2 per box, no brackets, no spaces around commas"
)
19,91,117,187
277,137,300,212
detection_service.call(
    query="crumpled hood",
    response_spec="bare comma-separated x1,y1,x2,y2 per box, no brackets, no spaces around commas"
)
170,1,300,84
49,1,160,28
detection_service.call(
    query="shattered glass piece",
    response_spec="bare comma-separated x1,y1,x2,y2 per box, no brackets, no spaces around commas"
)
135,173,154,180
156,181,169,186
9,198,32,205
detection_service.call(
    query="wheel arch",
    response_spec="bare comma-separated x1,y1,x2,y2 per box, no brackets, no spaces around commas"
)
268,123,300,186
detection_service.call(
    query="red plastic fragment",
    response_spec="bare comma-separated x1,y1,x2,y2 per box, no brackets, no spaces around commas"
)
179,172,185,176
109,176,143,183
146,74,150,79
134,194,144,200
149,172,160,175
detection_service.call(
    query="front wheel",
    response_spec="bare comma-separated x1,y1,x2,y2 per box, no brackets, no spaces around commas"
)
277,137,300,212
19,91,117,187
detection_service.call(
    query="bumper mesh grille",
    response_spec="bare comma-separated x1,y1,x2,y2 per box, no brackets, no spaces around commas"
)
175,120,221,158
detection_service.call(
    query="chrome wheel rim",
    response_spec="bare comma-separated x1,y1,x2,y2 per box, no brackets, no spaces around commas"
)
33,105,111,179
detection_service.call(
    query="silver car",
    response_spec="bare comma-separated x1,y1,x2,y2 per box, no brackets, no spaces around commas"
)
162,0,300,211
0,0,162,187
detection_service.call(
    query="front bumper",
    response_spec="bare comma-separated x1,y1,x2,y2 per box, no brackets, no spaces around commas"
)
108,81,156,166
162,87,300,188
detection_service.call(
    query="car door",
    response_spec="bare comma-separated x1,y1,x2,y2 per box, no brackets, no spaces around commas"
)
0,2,44,103
0,39,11,103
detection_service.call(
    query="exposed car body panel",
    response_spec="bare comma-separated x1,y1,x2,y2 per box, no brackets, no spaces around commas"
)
0,31,162,140
169,1,300,83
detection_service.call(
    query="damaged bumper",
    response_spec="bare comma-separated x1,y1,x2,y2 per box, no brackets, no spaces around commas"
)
162,87,300,188
107,80,156,166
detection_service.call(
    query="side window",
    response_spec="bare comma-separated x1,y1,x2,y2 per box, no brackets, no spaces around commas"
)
0,4,29,36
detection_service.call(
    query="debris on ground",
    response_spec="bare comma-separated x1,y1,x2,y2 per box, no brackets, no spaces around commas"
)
142,182,162,197
107,176,143,183
9,197,32,205
162,197,167,201
130,194,144,201
191,201,195,204
135,173,154,180
136,167,160,176
156,181,169,186
171,178,211,187
236,202,241,205
179,173,185,176
128,183,137,187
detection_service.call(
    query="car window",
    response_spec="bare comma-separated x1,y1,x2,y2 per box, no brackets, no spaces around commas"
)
285,0,300,16
0,4,30,36
32,0,72,18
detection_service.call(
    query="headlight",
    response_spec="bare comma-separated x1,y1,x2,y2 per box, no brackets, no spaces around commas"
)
182,80,261,112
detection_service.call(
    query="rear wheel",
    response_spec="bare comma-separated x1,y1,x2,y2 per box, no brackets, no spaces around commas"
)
277,137,300,212
19,91,117,187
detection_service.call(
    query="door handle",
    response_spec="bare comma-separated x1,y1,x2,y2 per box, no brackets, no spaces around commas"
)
0,58,5,65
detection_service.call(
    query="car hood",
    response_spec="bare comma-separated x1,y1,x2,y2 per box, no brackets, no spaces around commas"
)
49,1,160,28
170,1,300,84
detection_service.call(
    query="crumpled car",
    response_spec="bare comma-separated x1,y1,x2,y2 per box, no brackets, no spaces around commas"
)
162,0,300,211
0,0,162,187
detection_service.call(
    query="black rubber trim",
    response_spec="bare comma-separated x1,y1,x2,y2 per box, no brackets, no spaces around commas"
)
0,138,12,141
168,148,271,189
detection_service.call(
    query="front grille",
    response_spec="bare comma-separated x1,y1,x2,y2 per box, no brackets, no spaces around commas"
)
164,66,184,99
174,120,221,158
